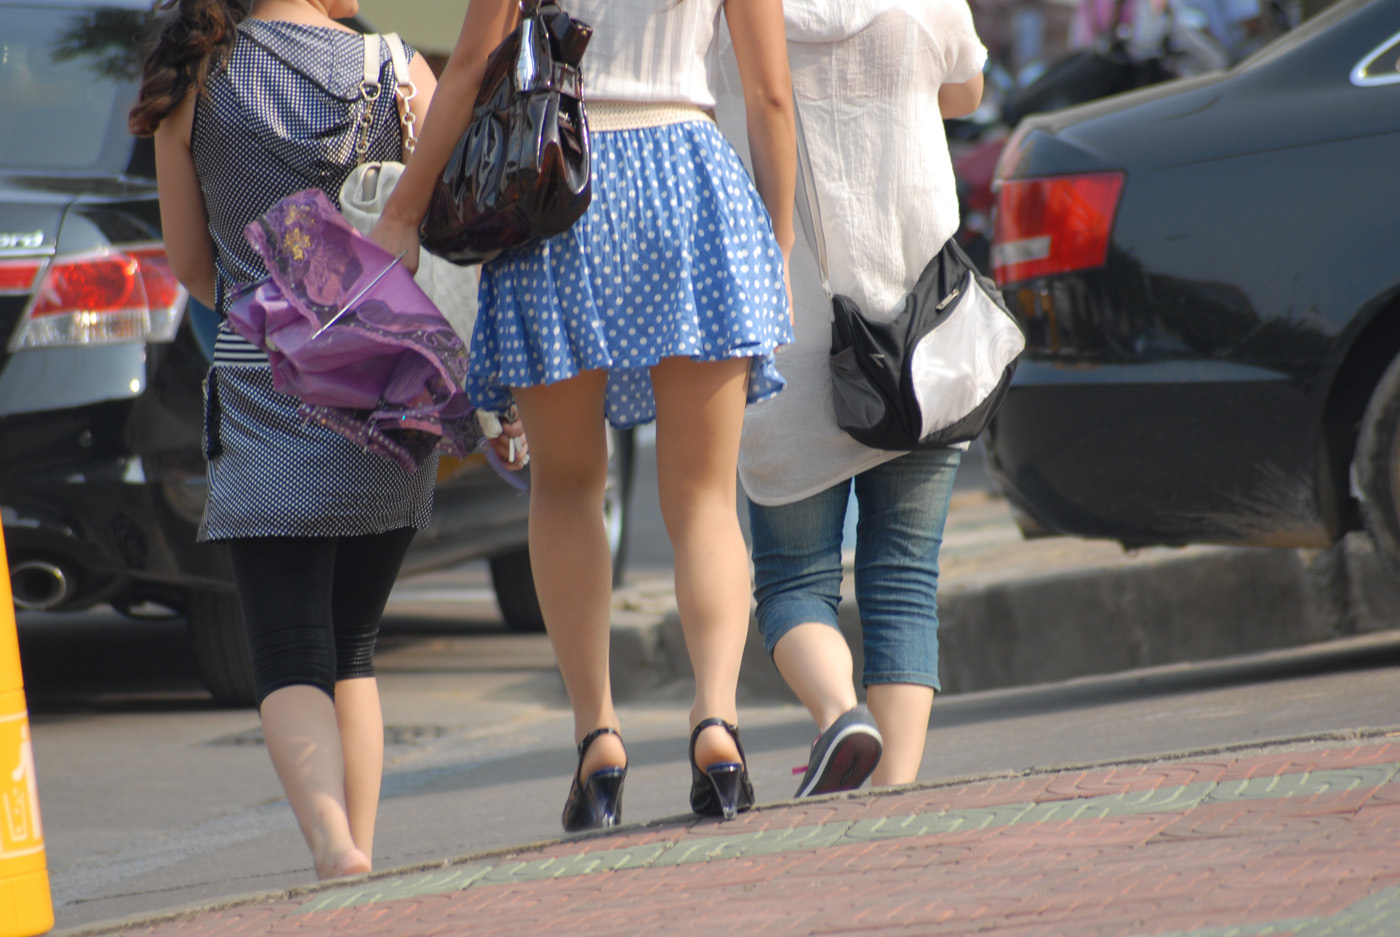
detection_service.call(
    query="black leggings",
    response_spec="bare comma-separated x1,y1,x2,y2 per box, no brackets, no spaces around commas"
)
227,527,417,707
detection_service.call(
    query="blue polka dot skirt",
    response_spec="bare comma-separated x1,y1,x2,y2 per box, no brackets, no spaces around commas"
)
469,117,793,428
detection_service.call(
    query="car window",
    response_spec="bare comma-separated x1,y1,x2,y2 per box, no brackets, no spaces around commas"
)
0,6,153,171
1352,30,1400,85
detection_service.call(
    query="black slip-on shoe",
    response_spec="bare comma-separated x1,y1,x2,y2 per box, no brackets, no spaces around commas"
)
793,706,883,798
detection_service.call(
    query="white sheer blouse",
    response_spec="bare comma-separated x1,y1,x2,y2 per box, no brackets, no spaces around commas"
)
569,0,726,106
727,0,989,505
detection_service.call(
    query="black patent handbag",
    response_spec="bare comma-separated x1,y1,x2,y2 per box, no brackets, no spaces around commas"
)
421,0,592,265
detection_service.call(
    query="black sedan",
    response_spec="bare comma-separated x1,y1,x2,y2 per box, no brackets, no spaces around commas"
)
983,0,1400,565
0,0,633,705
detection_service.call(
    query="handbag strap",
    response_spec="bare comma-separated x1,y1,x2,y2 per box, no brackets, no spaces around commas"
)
357,33,419,162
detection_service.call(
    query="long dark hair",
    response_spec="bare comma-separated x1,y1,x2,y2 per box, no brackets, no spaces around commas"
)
127,0,250,137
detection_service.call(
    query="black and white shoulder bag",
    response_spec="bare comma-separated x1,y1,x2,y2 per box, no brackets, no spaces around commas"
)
796,105,1026,451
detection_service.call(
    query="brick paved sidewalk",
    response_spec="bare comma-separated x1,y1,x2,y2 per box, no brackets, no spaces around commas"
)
74,735,1400,937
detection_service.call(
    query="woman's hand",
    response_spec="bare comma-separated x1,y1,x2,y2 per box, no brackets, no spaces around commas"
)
368,216,422,275
478,406,529,470
490,411,529,470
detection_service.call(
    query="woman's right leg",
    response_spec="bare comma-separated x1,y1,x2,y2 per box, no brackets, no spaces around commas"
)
750,483,883,795
749,481,852,728
228,537,367,880
771,624,859,730
510,371,626,778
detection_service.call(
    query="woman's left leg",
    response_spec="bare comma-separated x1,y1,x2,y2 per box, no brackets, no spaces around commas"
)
510,371,626,778
258,687,367,879
852,446,961,787
232,536,364,879
328,526,417,859
650,354,752,771
233,527,415,879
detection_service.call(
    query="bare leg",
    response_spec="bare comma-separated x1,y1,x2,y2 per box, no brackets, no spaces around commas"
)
771,623,860,732
511,371,626,776
865,683,935,786
259,685,370,879
334,676,383,857
650,355,751,767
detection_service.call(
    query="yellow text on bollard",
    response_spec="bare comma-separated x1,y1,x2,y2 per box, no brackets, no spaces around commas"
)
0,529,52,937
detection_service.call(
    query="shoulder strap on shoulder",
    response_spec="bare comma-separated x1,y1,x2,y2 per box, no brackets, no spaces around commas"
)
357,33,418,158
382,33,412,85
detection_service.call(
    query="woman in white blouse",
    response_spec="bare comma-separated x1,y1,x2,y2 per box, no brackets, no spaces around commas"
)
372,0,795,830
736,0,987,796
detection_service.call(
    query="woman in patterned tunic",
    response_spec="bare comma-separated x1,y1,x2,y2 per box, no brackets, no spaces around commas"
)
127,0,515,879
370,0,795,830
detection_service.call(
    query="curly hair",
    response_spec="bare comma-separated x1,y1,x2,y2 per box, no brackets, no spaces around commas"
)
127,0,250,137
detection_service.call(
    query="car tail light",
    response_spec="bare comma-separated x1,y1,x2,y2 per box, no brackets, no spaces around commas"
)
991,172,1124,285
7,243,187,351
0,258,43,295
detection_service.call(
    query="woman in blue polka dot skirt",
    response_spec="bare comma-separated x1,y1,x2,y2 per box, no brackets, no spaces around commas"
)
130,0,520,881
373,0,795,830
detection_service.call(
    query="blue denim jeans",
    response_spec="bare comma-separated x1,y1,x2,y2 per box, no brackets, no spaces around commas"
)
748,446,962,690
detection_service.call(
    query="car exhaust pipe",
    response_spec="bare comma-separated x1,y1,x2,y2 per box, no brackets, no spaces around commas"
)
10,561,69,611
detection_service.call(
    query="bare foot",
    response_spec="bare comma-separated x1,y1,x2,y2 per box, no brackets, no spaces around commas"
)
692,722,741,771
579,730,627,778
316,847,371,881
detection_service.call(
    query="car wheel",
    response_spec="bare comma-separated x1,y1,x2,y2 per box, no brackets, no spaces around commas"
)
1354,353,1400,569
490,425,636,633
186,590,257,707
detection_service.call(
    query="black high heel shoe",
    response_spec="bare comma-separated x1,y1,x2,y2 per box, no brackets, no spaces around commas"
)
562,727,627,833
689,718,755,820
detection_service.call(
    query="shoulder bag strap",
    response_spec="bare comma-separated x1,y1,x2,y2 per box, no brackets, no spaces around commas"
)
792,94,832,298
353,33,382,164
381,33,419,158
354,34,418,163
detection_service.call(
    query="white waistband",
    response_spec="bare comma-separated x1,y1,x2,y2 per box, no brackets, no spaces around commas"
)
586,101,714,132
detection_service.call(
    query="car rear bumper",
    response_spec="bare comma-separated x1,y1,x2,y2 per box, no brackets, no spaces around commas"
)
986,358,1335,550
2,456,230,611
1,337,231,613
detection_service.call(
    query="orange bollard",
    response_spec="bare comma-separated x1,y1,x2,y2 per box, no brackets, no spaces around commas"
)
0,529,52,937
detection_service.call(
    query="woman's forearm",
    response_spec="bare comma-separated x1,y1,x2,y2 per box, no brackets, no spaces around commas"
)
375,0,518,234
379,58,487,228
745,97,797,254
725,0,796,254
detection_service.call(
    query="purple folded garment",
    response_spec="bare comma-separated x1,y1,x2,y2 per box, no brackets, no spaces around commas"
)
227,188,484,474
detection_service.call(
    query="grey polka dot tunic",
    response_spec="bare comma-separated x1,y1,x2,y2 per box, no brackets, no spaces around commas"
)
192,20,437,542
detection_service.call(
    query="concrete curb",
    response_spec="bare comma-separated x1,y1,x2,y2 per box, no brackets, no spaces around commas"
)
608,496,1400,702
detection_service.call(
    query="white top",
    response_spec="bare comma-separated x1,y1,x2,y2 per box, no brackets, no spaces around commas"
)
725,0,988,506
570,0,725,107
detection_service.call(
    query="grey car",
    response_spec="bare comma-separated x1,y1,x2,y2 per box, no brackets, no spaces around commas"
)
0,0,634,705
